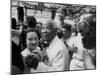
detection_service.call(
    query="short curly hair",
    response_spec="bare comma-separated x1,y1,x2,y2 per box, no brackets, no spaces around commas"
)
43,19,57,30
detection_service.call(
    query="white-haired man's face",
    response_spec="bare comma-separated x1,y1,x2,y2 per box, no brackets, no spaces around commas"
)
41,22,54,40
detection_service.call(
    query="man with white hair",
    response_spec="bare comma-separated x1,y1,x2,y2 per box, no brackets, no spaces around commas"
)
32,19,69,72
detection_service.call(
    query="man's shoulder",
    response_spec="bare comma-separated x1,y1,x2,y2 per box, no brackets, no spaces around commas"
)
49,36,67,52
53,39,67,50
51,39,68,57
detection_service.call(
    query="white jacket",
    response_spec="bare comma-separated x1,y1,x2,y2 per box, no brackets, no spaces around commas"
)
32,36,69,72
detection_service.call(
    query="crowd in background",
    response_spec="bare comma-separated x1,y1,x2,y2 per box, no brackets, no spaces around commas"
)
11,5,96,75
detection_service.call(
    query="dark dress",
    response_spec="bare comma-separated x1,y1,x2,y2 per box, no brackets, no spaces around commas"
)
12,41,25,74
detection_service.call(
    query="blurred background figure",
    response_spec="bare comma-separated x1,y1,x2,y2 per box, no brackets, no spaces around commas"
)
61,23,72,41
61,22,78,67
36,22,42,33
56,27,63,39
26,16,37,29
35,22,42,38
11,18,25,75
81,14,96,69
70,14,96,70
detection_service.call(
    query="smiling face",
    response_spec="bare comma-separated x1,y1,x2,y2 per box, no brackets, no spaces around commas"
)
26,32,39,51
41,24,51,40
41,20,55,41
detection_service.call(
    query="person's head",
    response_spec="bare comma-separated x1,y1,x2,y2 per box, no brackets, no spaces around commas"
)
60,7,67,17
41,19,57,41
35,22,42,33
62,23,72,39
78,21,89,36
78,14,95,36
25,29,40,51
12,18,17,29
26,16,37,28
56,28,63,39
72,28,78,36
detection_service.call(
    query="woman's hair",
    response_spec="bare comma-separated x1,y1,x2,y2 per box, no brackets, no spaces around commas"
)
82,14,96,50
25,28,40,40
82,35,96,49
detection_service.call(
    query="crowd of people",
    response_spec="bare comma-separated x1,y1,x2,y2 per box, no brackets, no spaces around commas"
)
11,6,96,75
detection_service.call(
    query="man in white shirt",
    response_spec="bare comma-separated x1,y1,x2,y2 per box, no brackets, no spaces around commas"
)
61,22,78,68
32,19,69,72
61,21,85,70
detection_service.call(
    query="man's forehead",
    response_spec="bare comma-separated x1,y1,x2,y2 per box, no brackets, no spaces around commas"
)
42,22,54,29
42,19,57,29
42,23,48,27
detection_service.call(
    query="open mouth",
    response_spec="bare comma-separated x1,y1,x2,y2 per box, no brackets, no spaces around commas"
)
41,33,48,37
42,33,46,36
31,43,37,47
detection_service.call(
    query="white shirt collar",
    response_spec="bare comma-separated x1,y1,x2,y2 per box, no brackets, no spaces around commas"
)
49,36,59,46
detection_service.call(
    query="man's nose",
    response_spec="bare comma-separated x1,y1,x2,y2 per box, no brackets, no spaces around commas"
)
42,28,48,33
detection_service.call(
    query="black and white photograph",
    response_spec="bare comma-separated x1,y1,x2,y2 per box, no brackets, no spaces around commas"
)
11,0,96,75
